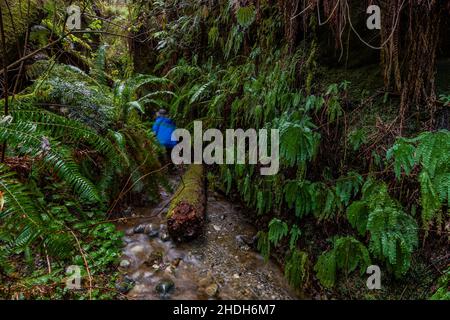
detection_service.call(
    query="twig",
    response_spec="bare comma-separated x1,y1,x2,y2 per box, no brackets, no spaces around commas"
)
69,230,92,300
0,3,9,162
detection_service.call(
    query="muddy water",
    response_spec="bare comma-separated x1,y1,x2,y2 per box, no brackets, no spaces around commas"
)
116,179,300,300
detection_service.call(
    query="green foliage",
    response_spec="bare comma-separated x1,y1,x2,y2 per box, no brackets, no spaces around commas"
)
285,250,309,288
289,225,301,250
236,5,256,29
31,62,113,131
256,231,270,262
274,114,320,168
430,267,450,300
268,218,289,246
347,180,418,277
347,128,368,151
387,131,450,231
0,121,100,202
314,237,371,288
113,73,173,123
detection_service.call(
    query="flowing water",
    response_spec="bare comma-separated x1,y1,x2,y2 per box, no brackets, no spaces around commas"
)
116,178,300,300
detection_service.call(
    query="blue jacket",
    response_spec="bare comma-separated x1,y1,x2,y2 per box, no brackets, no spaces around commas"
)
152,116,178,148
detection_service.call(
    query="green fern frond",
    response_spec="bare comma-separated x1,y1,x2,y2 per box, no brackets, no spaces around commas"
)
314,236,370,288
236,5,256,29
0,121,100,202
268,218,288,246
285,250,309,288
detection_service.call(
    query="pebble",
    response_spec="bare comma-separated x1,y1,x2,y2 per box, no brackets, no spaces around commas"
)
233,273,240,279
213,225,221,231
123,207,133,216
205,283,219,297
145,224,159,237
115,276,135,294
130,244,145,255
160,231,170,242
133,224,146,234
155,279,175,297
119,259,130,268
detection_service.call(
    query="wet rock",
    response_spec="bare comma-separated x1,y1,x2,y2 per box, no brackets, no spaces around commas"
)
205,283,219,297
236,235,256,249
122,236,134,244
198,274,214,287
119,259,130,268
115,276,135,294
155,279,175,298
123,207,133,216
125,228,134,236
130,244,145,255
160,231,170,242
133,224,146,234
145,223,159,237
164,266,174,276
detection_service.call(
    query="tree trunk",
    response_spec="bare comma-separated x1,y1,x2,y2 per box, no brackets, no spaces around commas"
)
167,165,205,242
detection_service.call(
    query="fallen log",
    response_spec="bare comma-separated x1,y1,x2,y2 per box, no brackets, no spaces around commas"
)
167,165,205,242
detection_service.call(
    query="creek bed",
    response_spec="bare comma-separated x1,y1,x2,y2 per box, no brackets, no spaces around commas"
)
116,178,300,300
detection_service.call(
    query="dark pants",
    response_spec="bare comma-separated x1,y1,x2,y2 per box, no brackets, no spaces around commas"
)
165,147,174,171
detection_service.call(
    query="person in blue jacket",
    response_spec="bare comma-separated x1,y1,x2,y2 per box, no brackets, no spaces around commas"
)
152,109,178,162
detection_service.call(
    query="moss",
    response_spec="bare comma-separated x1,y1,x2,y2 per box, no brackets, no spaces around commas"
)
167,164,204,218
0,0,41,62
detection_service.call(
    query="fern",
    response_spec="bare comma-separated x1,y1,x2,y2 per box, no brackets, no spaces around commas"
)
273,114,320,168
285,250,309,288
256,231,270,262
289,225,301,250
0,121,100,202
0,164,74,259
388,131,450,231
268,218,288,246
314,236,371,288
236,5,256,29
347,180,418,277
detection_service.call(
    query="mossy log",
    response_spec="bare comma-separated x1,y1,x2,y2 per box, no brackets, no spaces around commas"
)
167,165,205,242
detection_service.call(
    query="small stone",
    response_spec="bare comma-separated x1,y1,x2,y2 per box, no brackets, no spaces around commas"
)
122,236,133,244
125,228,134,236
123,207,133,216
233,273,240,279
164,266,174,275
119,259,130,268
220,215,225,220
130,245,145,255
145,224,159,237
115,277,135,294
205,283,218,297
133,224,146,234
160,232,170,242
198,275,213,287
213,225,221,231
152,264,160,270
155,279,175,298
